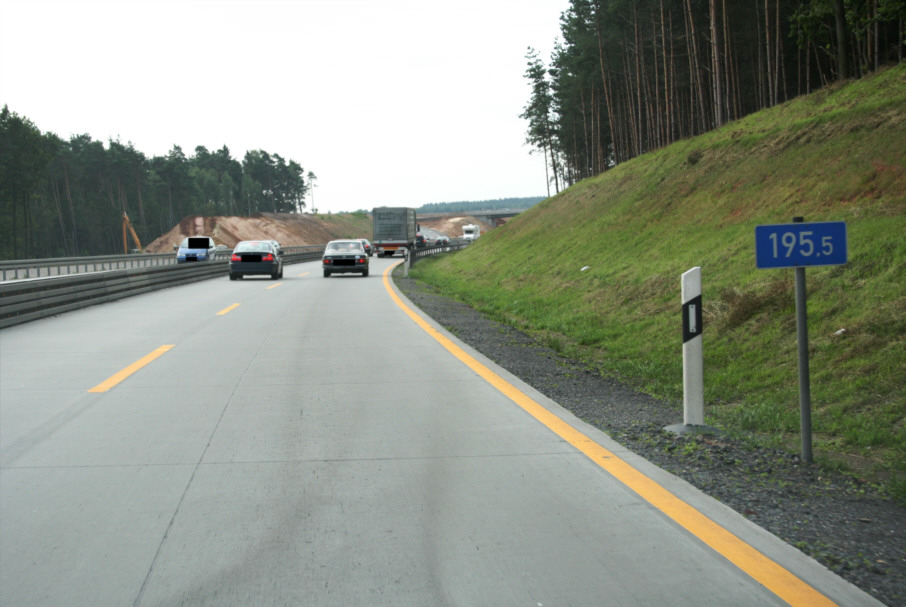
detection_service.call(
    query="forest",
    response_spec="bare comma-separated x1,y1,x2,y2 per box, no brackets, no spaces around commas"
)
522,0,906,192
0,108,312,259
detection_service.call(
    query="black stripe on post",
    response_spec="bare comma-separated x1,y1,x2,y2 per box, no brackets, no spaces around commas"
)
682,295,703,343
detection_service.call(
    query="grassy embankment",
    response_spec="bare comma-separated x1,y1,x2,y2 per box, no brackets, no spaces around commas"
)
411,65,906,496
312,210,373,237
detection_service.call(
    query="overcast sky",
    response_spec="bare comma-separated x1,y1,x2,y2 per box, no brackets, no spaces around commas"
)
1,0,568,213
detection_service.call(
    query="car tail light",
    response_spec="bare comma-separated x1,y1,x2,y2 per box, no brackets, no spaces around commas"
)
262,253,274,261
230,254,240,261
357,257,365,264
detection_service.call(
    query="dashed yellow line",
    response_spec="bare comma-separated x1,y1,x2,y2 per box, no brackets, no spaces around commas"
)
267,282,283,290
217,303,241,315
381,263,836,607
88,345,175,393
297,272,310,277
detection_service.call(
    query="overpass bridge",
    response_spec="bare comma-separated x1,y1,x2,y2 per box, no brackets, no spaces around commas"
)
415,209,525,226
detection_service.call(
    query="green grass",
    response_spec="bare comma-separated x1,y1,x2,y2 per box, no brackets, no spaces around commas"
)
311,211,372,239
410,65,906,490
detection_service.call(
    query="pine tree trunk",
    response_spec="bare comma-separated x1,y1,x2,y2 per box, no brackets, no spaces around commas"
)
633,6,644,154
661,0,673,145
63,163,79,256
595,11,620,165
711,0,724,127
685,0,708,133
50,177,70,256
764,0,774,105
775,0,782,103
833,0,849,78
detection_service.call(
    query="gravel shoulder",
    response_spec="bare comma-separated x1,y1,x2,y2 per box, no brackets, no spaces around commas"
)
393,269,906,607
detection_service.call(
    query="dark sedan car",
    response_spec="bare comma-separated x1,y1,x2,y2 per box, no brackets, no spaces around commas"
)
229,240,283,280
322,240,369,277
359,238,374,256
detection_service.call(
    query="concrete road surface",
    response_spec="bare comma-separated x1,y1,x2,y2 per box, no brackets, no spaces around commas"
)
0,257,882,606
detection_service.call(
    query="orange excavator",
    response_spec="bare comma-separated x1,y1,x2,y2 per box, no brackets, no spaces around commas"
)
122,212,143,254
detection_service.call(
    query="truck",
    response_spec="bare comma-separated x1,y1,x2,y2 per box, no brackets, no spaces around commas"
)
462,224,480,241
372,207,417,257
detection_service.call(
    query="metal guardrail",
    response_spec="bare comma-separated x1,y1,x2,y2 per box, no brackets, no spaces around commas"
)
0,243,469,329
0,246,324,281
0,247,324,329
410,241,470,264
0,253,180,281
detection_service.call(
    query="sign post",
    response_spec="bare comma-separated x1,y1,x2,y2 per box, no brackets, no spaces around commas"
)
755,218,847,463
794,255,812,463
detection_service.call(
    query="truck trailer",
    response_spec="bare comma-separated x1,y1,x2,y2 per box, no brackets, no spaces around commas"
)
372,207,417,257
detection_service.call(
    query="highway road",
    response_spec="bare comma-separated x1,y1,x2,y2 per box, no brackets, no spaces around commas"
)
0,256,882,606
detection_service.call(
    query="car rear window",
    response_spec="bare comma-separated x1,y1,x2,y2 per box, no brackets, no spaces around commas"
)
235,242,270,252
326,242,363,253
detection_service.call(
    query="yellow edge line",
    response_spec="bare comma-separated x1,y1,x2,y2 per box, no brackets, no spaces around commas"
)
382,264,835,607
217,303,241,315
88,345,175,393
267,282,283,289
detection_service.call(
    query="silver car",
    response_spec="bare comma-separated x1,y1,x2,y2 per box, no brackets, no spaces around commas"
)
322,240,369,277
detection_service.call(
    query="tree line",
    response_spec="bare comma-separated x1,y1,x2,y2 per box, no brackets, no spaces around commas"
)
0,106,314,259
523,0,905,193
416,197,546,214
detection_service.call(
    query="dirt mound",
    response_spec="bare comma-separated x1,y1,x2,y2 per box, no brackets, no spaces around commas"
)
144,213,373,253
144,213,495,253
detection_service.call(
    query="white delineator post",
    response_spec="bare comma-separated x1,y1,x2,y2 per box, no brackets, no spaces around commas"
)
682,267,704,426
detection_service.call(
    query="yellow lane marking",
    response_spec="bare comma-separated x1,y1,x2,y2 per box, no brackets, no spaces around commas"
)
297,272,310,277
88,345,175,393
381,264,836,607
267,282,283,289
217,303,241,315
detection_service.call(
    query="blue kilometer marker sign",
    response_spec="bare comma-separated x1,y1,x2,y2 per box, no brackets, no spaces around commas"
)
755,221,848,269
